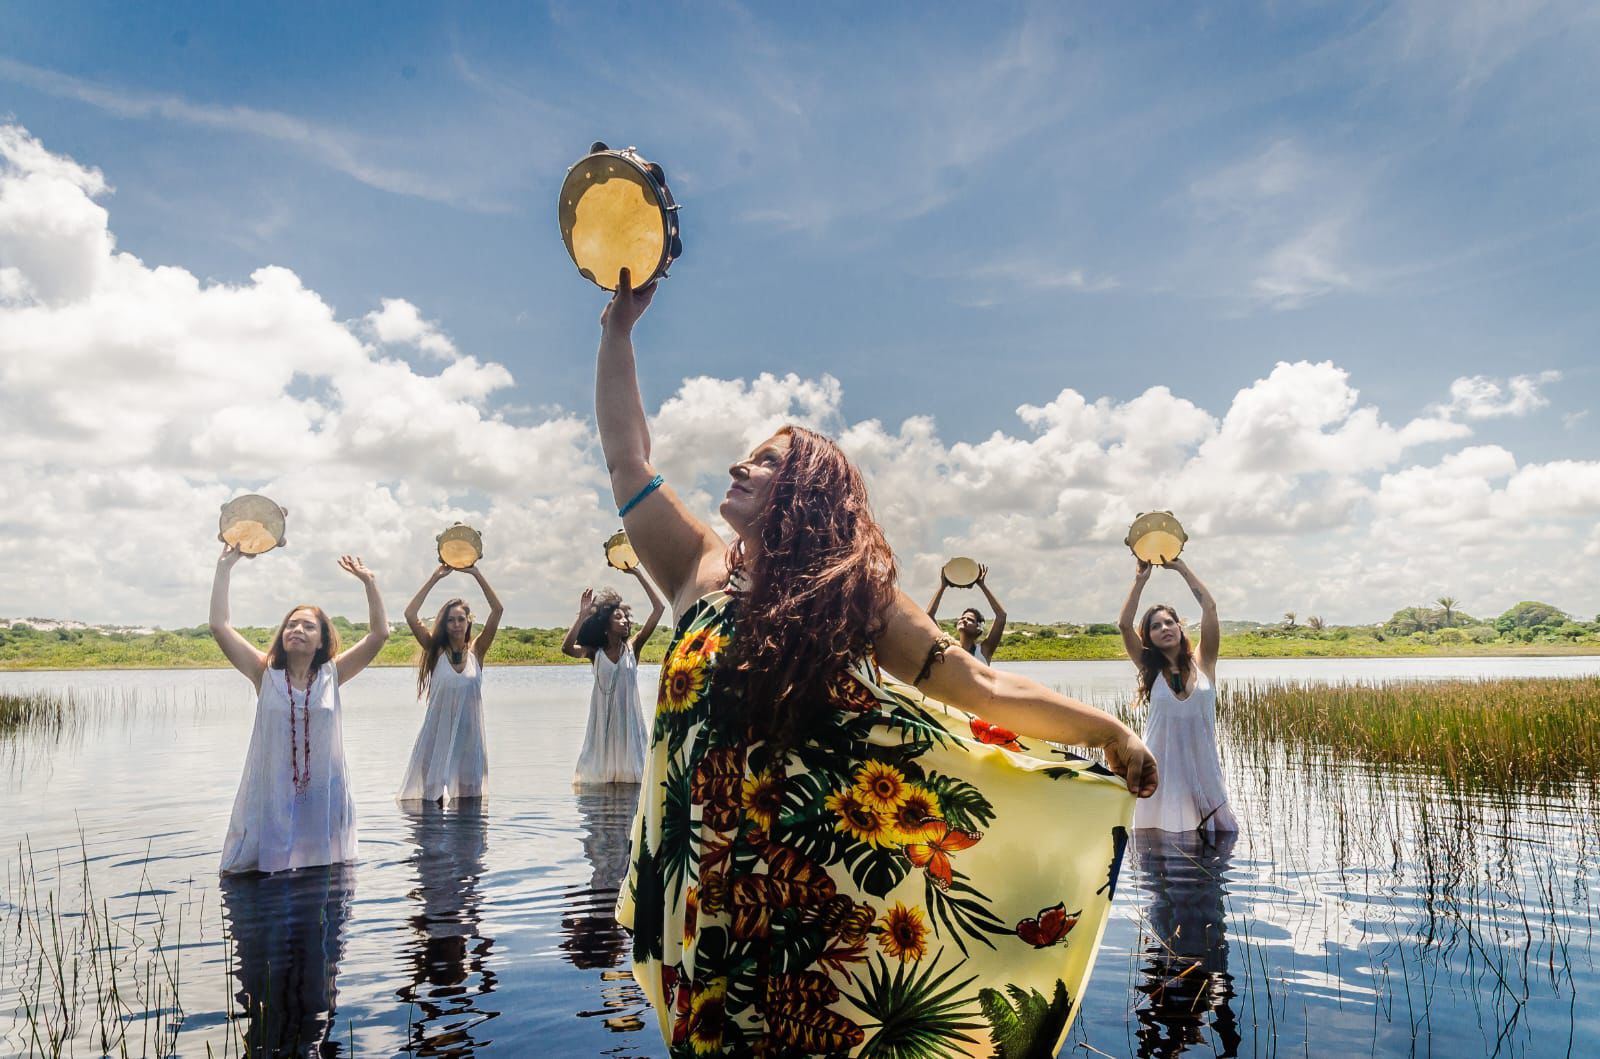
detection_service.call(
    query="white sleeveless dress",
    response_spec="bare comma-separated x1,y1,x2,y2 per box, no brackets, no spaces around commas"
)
1135,669,1239,834
220,662,358,875
573,642,648,785
398,652,488,803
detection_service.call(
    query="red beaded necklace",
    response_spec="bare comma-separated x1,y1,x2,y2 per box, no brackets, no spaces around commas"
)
284,667,312,798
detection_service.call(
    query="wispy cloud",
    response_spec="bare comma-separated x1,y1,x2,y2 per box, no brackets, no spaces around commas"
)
1435,370,1562,420
0,56,507,211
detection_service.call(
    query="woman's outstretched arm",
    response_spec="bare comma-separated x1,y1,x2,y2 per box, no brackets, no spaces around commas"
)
976,565,1007,661
876,591,1158,798
405,564,449,647
596,271,724,609
1167,558,1219,678
334,555,389,685
629,567,667,656
467,565,505,661
208,544,268,689
1117,559,1152,664
562,589,596,660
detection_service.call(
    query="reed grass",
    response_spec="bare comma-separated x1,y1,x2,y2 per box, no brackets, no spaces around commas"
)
0,691,69,737
1211,676,1600,787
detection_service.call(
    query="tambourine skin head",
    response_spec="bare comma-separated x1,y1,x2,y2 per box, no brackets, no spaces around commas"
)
941,556,981,588
559,146,680,291
604,529,640,572
436,523,483,570
218,494,288,556
1125,511,1188,565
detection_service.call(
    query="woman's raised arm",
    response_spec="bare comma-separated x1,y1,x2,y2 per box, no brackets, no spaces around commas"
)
1167,558,1219,678
334,555,389,685
629,566,667,656
405,564,449,647
562,589,596,660
1117,559,1153,664
467,565,505,662
596,270,725,609
976,565,1007,661
208,544,268,689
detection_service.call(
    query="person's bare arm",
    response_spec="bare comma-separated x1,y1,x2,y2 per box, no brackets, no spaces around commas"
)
467,565,505,661
405,564,450,646
1117,559,1153,663
334,556,389,685
1168,558,1219,679
562,590,596,660
976,565,1007,660
208,544,268,689
596,271,726,610
629,567,666,656
926,575,949,623
875,591,1157,797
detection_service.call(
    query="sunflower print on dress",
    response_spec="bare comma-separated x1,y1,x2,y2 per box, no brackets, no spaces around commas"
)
617,589,1135,1057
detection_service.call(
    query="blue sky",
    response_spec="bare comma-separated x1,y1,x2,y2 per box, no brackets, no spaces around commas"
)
2,2,1597,627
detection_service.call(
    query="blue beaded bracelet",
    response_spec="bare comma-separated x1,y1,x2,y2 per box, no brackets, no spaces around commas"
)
618,473,665,518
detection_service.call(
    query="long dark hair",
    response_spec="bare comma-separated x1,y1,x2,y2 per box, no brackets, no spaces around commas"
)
1135,603,1193,705
266,605,340,672
415,598,472,698
723,425,898,749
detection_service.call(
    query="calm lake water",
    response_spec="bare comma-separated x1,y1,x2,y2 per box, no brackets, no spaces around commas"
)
4,657,1599,1057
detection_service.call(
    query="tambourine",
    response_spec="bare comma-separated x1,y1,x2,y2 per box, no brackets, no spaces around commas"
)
218,495,287,556
559,142,682,291
1125,511,1187,565
604,529,639,572
941,556,981,588
437,523,483,570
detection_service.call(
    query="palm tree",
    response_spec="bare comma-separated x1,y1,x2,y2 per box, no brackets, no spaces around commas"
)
1282,612,1298,630
1436,596,1459,628
1307,616,1326,632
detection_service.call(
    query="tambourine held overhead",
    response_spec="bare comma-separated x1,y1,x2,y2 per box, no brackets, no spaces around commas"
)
941,556,981,588
559,142,682,291
219,494,288,556
604,529,640,572
1125,511,1188,565
437,523,483,570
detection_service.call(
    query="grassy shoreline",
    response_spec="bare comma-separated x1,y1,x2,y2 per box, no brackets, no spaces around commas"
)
2,627,1598,672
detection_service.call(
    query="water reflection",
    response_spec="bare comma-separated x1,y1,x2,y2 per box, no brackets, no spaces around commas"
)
1133,829,1241,1058
220,862,357,1057
561,784,655,1036
396,801,499,1056
561,785,639,971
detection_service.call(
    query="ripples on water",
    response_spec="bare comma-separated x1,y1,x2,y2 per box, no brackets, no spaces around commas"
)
3,660,1598,1057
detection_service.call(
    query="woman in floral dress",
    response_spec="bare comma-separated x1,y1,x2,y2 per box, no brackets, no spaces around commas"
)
595,271,1159,1057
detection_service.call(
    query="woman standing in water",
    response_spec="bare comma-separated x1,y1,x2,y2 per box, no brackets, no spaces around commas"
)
1118,557,1238,834
398,563,504,803
210,544,389,875
925,564,1008,664
562,565,665,785
597,271,1157,1056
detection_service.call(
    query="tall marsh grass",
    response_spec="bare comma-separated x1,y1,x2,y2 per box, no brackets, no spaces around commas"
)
0,691,69,737
1212,675,1600,787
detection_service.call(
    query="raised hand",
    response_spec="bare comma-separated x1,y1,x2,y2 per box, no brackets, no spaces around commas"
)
434,562,453,580
976,563,989,586
338,555,376,583
599,268,658,335
1135,558,1153,581
579,587,595,613
218,542,248,566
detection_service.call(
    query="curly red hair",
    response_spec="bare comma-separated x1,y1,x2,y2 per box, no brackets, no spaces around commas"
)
722,426,898,748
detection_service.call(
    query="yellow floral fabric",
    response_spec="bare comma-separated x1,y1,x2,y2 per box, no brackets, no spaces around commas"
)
617,590,1136,1057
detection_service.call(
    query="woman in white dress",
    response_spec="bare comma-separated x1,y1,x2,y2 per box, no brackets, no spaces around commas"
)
210,544,390,875
925,563,1008,665
561,566,664,785
1119,557,1239,834
398,563,504,803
